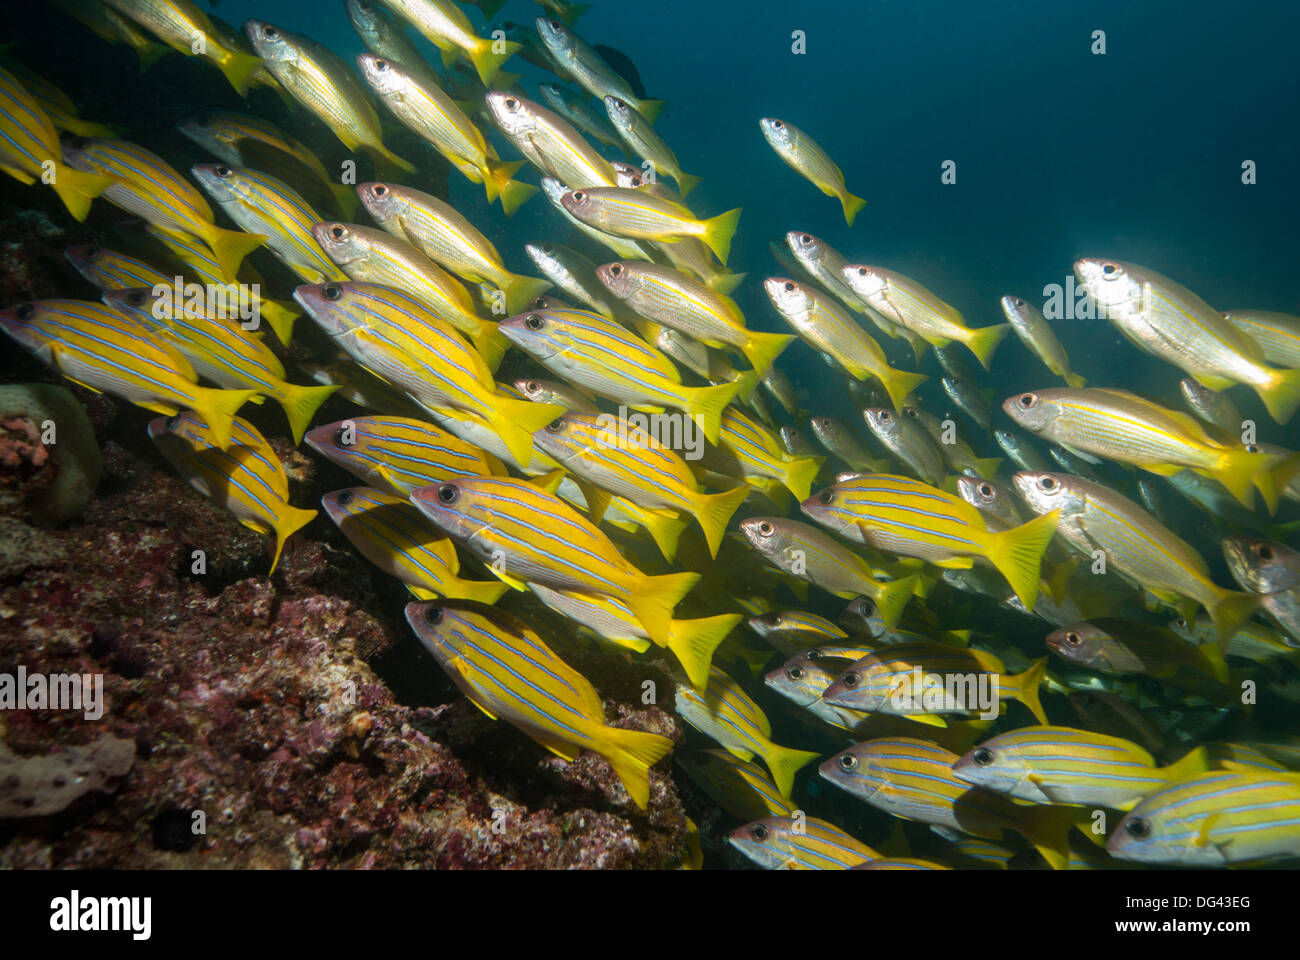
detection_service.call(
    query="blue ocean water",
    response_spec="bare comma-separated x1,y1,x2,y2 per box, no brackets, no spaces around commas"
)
199,0,1300,427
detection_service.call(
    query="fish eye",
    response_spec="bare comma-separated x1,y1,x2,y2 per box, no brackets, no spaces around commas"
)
83,245,100,260
1101,262,1122,278
972,747,995,766
127,291,147,307
371,184,388,197
904,408,918,419
817,418,829,427
531,297,548,308
1065,631,1081,645
337,490,353,506
763,612,782,625
856,267,867,276
757,520,774,536
165,414,181,429
1124,818,1151,839
838,753,857,770
322,283,342,301
264,26,279,39
750,824,769,841
1174,617,1187,627
525,313,545,331
549,20,563,29
374,58,389,71
1254,544,1275,562
629,176,643,187
15,303,34,321
818,489,834,505
782,282,795,292
878,410,891,422
1017,392,1038,408
504,96,518,109
841,672,859,688
333,427,349,445
772,120,784,130
571,191,585,203
436,484,459,504
424,606,443,625
856,599,874,615
214,165,232,177
800,234,812,244
979,483,994,498
1014,297,1025,307
787,666,804,681
608,263,622,276
545,419,564,433
1038,475,1059,493
1245,443,1261,453
525,380,541,394
329,225,347,240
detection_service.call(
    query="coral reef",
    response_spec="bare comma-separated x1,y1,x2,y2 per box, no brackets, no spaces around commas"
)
0,435,689,868
0,736,134,818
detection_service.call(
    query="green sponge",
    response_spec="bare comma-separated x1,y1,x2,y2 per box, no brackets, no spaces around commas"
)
0,383,102,525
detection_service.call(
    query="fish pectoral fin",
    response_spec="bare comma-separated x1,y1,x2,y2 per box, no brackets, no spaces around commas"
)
465,696,499,721
1058,443,1104,466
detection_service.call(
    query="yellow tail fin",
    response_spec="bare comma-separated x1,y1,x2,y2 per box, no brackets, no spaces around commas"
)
502,274,553,316
193,386,259,450
600,725,674,809
635,505,688,562
499,178,538,217
1159,745,1210,784
278,382,340,445
880,367,928,411
708,271,747,296
447,576,511,605
489,396,566,469
270,504,318,574
964,323,1011,371
1018,804,1077,871
469,38,522,86
1207,589,1260,652
685,379,740,445
217,51,264,98
871,573,919,632
692,484,751,558
329,183,359,220
202,225,266,283
638,99,667,124
764,742,821,799
1218,448,1300,515
50,162,114,222
676,171,702,198
840,190,867,227
136,42,171,74
1064,371,1088,388
469,321,510,372
780,455,824,502
740,329,796,377
1192,640,1231,685
731,370,760,405
258,298,299,347
985,509,1060,610
666,613,741,689
1008,656,1049,724
699,207,742,265
366,143,416,178
625,570,701,648
1257,368,1300,424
